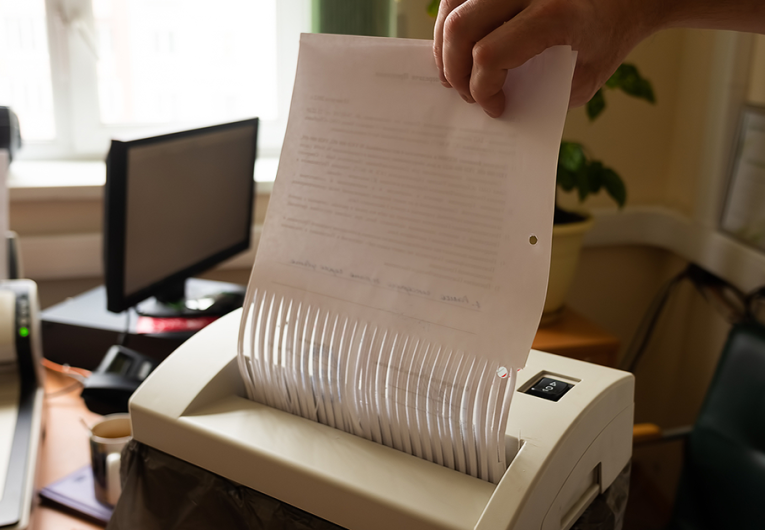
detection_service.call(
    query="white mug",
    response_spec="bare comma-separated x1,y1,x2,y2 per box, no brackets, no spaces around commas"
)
89,413,131,506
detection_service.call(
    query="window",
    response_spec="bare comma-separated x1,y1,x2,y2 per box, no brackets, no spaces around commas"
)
0,0,55,140
0,0,310,161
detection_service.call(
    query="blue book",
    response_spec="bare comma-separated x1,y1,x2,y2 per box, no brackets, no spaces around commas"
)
39,466,113,526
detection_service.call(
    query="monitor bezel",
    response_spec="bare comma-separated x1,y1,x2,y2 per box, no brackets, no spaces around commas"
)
103,118,258,314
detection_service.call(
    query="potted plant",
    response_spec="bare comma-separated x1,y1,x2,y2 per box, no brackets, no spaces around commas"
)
545,64,655,319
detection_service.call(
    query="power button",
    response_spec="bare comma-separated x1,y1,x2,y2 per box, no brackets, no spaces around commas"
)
526,377,573,402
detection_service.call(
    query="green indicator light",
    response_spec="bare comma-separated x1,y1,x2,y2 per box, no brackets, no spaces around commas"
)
19,327,29,338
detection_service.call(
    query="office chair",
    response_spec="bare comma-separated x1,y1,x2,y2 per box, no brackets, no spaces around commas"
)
634,321,765,530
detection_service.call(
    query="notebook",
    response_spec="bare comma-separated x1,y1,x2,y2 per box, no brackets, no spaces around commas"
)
39,466,113,525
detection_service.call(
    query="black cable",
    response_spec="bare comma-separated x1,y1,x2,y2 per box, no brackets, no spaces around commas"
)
622,263,764,373
620,267,690,372
117,308,133,347
745,286,765,325
686,264,747,324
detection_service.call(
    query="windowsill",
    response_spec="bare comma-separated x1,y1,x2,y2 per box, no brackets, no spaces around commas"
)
7,157,277,201
8,164,765,291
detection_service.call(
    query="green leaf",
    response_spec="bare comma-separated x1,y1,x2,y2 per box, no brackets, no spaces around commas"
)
555,61,649,210
557,141,629,208
601,168,627,208
586,161,604,193
605,63,655,104
558,142,585,172
575,167,589,202
557,167,576,191
586,89,606,121
604,64,628,88
427,0,440,17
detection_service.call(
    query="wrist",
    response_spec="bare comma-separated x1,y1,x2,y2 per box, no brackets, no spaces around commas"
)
630,0,670,39
648,0,765,34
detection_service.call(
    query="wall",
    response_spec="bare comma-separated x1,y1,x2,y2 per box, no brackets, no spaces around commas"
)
561,30,688,211
748,34,765,104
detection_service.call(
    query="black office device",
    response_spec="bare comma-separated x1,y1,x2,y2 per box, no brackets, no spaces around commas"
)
81,344,160,414
41,280,246,370
103,118,258,317
0,106,21,162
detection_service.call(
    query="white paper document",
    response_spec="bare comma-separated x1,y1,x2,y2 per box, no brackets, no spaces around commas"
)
238,34,574,482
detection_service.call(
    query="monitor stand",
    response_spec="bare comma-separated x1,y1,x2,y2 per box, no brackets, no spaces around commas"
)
135,278,246,318
41,279,244,370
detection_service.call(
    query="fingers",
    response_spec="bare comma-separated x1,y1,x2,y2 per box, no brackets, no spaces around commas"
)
469,9,567,116
438,0,645,118
568,64,600,108
468,59,508,117
433,0,468,87
438,0,523,103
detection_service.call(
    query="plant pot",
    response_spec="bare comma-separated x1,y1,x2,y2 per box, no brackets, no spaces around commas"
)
542,215,595,322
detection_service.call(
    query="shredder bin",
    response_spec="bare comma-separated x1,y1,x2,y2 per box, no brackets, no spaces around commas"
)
106,441,629,530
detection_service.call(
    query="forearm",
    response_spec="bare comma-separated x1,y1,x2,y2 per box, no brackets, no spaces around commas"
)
652,0,765,34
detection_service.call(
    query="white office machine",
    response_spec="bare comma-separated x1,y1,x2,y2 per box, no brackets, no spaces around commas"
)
0,150,44,530
0,150,21,282
0,150,8,282
130,309,634,530
0,280,45,530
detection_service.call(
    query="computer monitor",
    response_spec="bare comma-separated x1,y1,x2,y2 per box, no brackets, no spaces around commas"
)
103,118,258,316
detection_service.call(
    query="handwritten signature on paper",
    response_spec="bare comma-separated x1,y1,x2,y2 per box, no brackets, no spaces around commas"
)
289,259,345,277
290,258,317,271
440,294,481,310
289,258,481,311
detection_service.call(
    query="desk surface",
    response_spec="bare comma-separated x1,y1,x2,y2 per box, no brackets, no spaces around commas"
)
32,369,104,529
29,306,619,528
533,307,620,367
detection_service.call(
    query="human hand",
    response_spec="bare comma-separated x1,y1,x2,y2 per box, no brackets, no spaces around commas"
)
433,0,657,117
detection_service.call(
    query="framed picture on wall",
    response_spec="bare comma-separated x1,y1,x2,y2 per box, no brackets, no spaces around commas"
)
721,105,765,252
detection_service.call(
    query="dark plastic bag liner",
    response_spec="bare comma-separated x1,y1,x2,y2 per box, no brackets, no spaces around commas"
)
107,440,628,530
572,462,630,530
107,440,345,530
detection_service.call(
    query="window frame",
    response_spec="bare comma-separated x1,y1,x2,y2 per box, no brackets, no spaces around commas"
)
17,0,310,161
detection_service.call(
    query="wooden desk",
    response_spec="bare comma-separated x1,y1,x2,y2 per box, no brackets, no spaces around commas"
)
533,307,620,367
31,369,104,529
28,308,618,528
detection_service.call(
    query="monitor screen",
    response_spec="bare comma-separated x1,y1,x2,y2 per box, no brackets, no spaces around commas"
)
104,118,258,314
